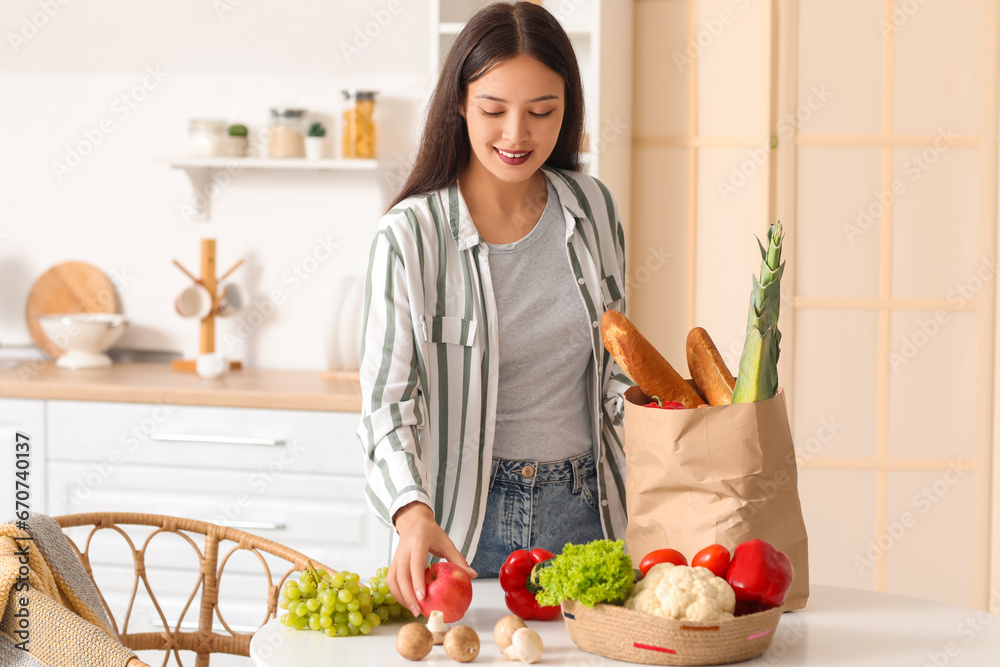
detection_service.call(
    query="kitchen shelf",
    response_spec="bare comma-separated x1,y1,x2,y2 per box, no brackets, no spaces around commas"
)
168,157,377,171
165,156,378,222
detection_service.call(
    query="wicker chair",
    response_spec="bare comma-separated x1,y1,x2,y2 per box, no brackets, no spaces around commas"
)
54,512,332,667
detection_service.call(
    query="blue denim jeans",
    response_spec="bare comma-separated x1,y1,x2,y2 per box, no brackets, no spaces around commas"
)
469,452,606,578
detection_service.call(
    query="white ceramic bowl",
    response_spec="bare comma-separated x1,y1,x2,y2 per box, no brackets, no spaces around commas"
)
37,313,128,369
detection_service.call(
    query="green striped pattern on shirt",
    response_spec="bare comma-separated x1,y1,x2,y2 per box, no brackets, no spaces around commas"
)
358,168,634,562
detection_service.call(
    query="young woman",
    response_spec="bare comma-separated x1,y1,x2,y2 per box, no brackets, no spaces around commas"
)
357,1,631,618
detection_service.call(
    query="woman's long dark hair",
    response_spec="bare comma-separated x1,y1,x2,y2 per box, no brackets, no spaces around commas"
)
388,1,584,210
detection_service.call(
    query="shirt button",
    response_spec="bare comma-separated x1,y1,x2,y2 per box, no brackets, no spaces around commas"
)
521,465,535,478
601,499,609,507
592,320,599,328
577,277,585,285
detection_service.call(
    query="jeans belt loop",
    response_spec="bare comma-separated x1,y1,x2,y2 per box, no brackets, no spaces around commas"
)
571,456,582,494
488,458,500,492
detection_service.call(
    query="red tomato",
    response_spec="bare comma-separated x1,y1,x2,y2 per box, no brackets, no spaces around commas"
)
692,544,731,578
639,548,688,576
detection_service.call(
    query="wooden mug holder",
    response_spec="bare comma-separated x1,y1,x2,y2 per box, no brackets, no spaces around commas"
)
171,238,244,373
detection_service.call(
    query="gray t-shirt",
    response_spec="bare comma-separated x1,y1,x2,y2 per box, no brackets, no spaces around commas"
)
485,179,594,462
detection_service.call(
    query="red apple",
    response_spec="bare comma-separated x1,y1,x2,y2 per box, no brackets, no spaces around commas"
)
419,562,473,623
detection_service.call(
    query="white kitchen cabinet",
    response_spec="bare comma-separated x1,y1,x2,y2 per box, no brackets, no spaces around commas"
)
0,362,371,665
0,398,46,522
45,399,388,667
48,462,387,577
45,400,362,476
50,458,388,667
45,400,390,571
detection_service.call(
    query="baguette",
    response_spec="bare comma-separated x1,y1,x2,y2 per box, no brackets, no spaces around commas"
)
600,310,707,408
686,327,736,406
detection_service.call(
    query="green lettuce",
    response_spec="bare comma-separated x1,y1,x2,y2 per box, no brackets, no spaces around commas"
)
535,539,635,608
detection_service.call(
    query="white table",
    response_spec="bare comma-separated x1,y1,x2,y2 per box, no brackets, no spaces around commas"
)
249,581,1000,666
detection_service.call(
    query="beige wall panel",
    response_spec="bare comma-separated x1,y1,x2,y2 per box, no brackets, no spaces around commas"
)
892,0,982,136
798,0,883,135
574,34,595,78
695,0,765,137
891,148,981,299
633,0,691,137
889,311,977,460
577,34,599,149
440,0,492,23
439,33,459,68
543,0,597,33
793,310,879,459
630,146,690,360
632,0,994,606
595,0,634,223
797,147,882,299
694,147,770,368
884,470,976,608
798,469,878,591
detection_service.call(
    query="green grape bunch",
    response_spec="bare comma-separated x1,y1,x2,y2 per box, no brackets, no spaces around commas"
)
279,562,414,637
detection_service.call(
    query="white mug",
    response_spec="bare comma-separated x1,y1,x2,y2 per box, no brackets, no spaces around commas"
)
175,284,213,319
196,353,229,379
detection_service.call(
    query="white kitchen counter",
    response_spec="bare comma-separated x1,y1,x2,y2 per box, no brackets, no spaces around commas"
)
249,581,1000,666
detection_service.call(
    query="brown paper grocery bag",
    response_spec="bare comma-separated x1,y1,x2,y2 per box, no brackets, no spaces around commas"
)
623,385,809,611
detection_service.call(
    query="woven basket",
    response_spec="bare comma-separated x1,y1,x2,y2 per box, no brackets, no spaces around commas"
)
561,599,784,666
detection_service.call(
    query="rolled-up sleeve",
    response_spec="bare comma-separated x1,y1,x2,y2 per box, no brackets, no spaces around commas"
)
357,228,432,528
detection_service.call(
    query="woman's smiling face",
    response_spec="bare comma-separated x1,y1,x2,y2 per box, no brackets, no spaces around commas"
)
462,54,566,184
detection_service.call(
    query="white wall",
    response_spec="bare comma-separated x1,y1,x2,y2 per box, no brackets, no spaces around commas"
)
0,0,433,369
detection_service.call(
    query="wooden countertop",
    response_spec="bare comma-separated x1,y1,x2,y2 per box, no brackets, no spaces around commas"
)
0,362,362,412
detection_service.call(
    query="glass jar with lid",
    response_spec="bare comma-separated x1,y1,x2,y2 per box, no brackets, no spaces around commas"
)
342,91,377,159
268,108,307,158
188,119,227,157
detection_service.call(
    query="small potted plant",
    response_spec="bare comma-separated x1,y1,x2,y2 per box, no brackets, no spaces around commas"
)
224,123,248,157
305,121,326,160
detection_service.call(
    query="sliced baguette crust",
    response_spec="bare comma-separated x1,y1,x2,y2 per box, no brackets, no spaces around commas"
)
686,326,736,406
600,310,707,408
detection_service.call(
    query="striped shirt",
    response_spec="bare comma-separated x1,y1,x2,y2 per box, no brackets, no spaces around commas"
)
357,167,634,562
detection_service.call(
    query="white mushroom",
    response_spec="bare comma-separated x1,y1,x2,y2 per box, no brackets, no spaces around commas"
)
426,609,448,645
396,623,434,661
443,625,481,663
501,627,543,664
493,614,527,652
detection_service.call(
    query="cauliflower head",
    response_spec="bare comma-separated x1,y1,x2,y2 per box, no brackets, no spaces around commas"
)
624,563,736,622
623,562,674,614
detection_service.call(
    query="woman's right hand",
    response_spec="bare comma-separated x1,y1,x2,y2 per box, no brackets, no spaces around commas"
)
388,501,478,617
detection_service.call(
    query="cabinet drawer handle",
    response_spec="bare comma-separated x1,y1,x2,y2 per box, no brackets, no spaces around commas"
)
151,434,286,447
209,519,286,531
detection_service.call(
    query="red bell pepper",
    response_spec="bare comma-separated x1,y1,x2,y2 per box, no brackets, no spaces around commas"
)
725,539,794,614
644,395,685,410
498,548,561,620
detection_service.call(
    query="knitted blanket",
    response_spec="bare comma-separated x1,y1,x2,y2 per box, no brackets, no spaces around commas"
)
0,514,136,667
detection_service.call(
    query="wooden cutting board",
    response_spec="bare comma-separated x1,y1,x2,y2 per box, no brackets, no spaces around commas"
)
26,261,119,355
